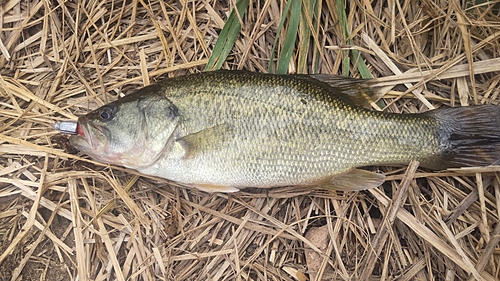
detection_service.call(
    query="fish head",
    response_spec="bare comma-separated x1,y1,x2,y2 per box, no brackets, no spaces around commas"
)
70,85,180,168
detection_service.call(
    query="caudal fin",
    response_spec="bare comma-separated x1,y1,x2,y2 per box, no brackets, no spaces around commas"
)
424,105,500,169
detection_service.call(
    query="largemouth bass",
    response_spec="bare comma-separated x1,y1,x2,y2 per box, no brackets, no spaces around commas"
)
68,70,500,192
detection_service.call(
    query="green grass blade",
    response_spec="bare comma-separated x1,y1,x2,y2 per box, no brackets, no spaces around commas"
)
276,0,302,74
297,0,318,73
335,0,350,76
311,0,322,73
268,0,295,73
352,49,372,78
204,0,250,71
335,0,371,78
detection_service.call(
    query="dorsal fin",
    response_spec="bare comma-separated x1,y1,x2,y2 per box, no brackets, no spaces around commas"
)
308,74,383,108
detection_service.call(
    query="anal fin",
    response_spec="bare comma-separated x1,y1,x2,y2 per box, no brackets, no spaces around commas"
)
322,169,385,191
193,183,240,193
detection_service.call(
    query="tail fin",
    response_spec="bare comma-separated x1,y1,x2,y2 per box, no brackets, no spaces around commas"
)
424,105,500,169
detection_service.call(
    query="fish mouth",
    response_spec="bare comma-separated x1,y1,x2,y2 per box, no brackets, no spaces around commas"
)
69,117,104,151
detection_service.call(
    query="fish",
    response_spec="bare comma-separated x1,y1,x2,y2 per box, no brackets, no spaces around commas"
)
67,70,500,193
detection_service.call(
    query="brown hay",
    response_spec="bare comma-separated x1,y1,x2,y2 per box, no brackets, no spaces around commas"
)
1,0,500,280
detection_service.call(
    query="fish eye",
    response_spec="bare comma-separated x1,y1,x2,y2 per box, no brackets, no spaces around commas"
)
99,107,114,121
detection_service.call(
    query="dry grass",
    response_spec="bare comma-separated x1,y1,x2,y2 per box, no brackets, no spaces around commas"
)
1,0,500,280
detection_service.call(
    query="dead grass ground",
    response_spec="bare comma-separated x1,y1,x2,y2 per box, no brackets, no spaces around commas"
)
1,0,500,280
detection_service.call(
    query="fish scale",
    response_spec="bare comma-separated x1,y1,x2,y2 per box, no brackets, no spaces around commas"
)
68,70,500,192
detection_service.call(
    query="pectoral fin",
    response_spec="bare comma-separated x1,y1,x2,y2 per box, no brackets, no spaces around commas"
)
177,123,233,159
323,169,385,191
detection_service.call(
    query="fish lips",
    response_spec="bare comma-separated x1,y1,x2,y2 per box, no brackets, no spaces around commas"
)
69,116,106,152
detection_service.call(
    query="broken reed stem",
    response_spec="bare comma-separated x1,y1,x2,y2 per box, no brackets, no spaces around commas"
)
359,161,419,279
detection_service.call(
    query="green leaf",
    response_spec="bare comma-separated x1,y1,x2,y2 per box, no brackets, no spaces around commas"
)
276,0,302,74
352,49,372,79
335,0,371,78
297,0,319,73
204,0,250,71
268,0,302,73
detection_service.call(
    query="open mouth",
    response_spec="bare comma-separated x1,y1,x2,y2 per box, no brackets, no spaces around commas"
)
71,117,96,149
76,123,85,137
